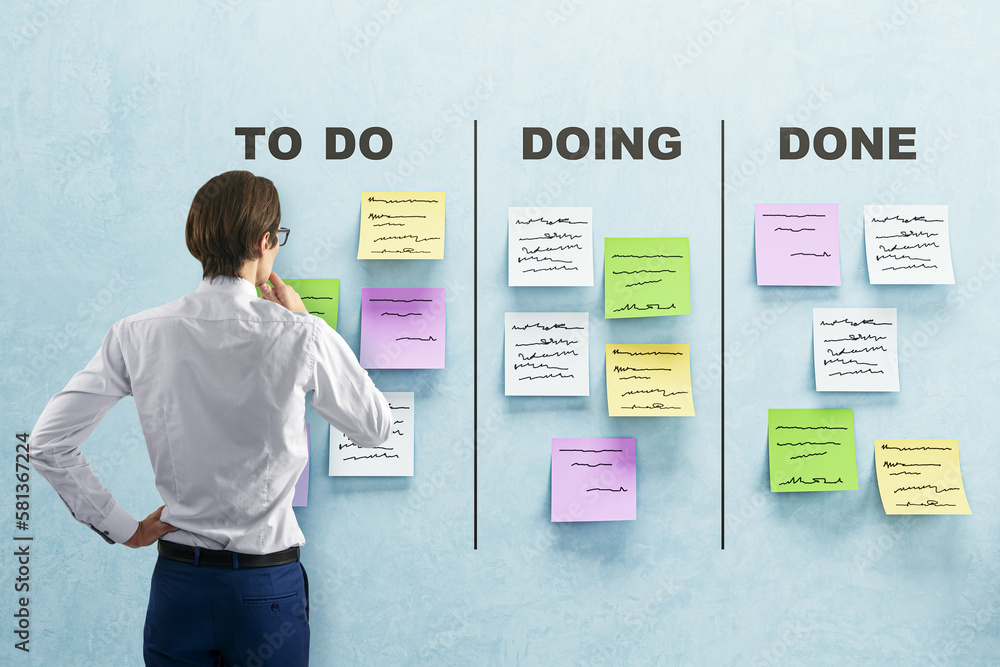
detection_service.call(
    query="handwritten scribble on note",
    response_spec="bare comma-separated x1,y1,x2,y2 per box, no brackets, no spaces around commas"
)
768,408,858,492
504,312,589,396
813,308,899,392
330,392,415,477
360,288,445,369
874,439,971,514
358,192,445,259
257,279,340,332
755,203,841,286
864,205,954,284
551,438,636,522
508,207,594,286
605,237,691,319
606,344,694,417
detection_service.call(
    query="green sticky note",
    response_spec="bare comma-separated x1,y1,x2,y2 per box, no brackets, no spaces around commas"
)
768,408,857,492
604,237,690,318
256,279,339,330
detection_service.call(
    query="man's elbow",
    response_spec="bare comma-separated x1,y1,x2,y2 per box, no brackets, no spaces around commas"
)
351,396,392,449
372,397,392,446
27,431,68,472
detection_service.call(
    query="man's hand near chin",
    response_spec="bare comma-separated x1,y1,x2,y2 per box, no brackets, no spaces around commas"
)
259,272,308,313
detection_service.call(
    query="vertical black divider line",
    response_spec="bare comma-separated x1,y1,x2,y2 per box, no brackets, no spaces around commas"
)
720,119,725,551
473,119,479,550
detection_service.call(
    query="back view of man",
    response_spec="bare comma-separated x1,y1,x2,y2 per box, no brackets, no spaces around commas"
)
30,170,391,665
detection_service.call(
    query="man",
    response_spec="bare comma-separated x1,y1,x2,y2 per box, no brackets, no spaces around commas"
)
29,170,391,665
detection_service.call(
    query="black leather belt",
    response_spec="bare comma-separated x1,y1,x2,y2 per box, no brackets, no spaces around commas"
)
157,540,300,568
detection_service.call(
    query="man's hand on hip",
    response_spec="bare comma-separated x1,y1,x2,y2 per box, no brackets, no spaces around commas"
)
260,272,307,313
124,505,178,548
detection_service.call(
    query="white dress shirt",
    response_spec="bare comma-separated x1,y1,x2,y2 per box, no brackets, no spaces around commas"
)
30,276,391,554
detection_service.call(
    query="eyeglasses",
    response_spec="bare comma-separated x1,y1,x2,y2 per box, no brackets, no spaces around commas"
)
274,227,290,247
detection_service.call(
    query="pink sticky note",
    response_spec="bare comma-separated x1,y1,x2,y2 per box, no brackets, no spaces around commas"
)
360,288,446,369
755,203,841,286
551,438,636,522
292,424,310,507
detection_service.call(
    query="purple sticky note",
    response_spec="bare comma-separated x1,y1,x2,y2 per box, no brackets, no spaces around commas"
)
551,438,636,522
292,424,310,507
360,288,446,369
755,203,841,286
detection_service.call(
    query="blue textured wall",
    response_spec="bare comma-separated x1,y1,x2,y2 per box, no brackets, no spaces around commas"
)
3,2,998,664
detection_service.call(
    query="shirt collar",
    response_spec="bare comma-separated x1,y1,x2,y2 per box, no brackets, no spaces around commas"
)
196,275,259,299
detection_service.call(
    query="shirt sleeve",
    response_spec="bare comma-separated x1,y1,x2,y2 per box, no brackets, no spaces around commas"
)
28,321,140,544
307,321,392,448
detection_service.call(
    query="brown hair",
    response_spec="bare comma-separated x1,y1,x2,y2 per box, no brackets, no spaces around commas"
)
185,170,281,280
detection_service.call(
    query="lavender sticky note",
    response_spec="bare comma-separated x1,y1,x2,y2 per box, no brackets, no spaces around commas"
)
755,203,841,286
292,424,310,507
360,288,446,369
551,438,636,522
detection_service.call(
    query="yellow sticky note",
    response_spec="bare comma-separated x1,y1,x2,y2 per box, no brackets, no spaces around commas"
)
875,439,971,515
605,344,694,417
358,192,445,259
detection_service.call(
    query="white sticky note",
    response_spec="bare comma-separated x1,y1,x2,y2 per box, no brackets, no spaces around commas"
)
329,392,414,476
813,308,899,392
508,207,594,286
864,205,954,284
504,312,589,396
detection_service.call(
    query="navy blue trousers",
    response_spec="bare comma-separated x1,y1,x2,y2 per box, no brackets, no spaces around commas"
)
143,554,309,666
